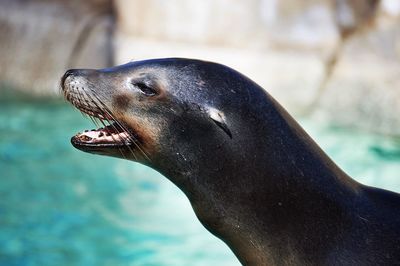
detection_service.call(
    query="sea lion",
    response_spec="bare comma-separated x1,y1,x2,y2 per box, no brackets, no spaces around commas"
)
61,58,400,265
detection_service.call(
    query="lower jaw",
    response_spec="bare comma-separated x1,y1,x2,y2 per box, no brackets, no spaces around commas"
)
70,135,128,149
70,136,136,159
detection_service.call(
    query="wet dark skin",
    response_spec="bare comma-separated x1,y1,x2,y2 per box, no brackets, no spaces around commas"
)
61,58,400,265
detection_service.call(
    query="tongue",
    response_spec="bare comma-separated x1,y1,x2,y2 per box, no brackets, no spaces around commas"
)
83,129,105,139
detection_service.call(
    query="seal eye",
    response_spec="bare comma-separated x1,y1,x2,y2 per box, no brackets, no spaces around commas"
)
135,82,157,96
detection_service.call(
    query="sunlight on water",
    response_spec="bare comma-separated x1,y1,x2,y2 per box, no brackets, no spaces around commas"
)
0,99,399,265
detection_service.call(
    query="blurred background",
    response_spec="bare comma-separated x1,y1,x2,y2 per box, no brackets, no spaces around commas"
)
0,0,399,265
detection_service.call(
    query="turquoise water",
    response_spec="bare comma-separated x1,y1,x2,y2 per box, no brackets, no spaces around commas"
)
0,99,399,266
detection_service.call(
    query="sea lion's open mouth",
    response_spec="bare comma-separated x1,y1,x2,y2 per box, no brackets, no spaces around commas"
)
71,122,133,148
68,95,137,149
62,84,136,149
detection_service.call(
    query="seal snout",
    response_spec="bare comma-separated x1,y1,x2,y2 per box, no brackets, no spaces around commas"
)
61,69,74,86
61,69,97,91
61,69,78,90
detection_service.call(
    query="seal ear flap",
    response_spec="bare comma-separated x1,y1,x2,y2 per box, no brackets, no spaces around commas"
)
207,107,232,139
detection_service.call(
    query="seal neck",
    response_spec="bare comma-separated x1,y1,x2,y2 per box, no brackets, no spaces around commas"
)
166,99,360,265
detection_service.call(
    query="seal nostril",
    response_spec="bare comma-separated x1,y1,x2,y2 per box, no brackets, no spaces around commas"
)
61,69,76,90
61,69,98,91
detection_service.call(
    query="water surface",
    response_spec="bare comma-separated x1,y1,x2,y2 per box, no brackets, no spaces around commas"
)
0,99,399,265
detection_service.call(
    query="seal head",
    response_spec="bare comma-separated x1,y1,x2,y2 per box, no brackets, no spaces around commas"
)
61,59,242,168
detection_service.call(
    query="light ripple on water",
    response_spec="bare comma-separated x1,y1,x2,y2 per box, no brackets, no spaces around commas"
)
0,100,399,265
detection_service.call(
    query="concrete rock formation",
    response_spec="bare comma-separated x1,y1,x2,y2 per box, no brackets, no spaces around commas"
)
0,0,399,136
114,0,400,136
0,0,114,96
316,2,400,135
114,0,339,115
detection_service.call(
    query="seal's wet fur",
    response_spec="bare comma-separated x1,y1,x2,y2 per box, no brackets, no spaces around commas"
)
62,58,400,265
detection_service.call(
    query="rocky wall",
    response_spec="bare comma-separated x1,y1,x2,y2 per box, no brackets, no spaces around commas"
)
0,0,399,135
114,0,400,135
0,0,114,96
315,3,400,135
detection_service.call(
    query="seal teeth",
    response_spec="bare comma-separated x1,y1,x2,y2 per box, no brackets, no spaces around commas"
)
80,135,92,142
72,120,134,147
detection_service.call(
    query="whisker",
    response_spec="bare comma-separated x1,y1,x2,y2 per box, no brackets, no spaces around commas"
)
87,90,150,161
91,95,140,161
76,89,102,129
98,114,129,160
84,91,138,160
72,86,92,121
70,84,151,161
81,90,129,159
